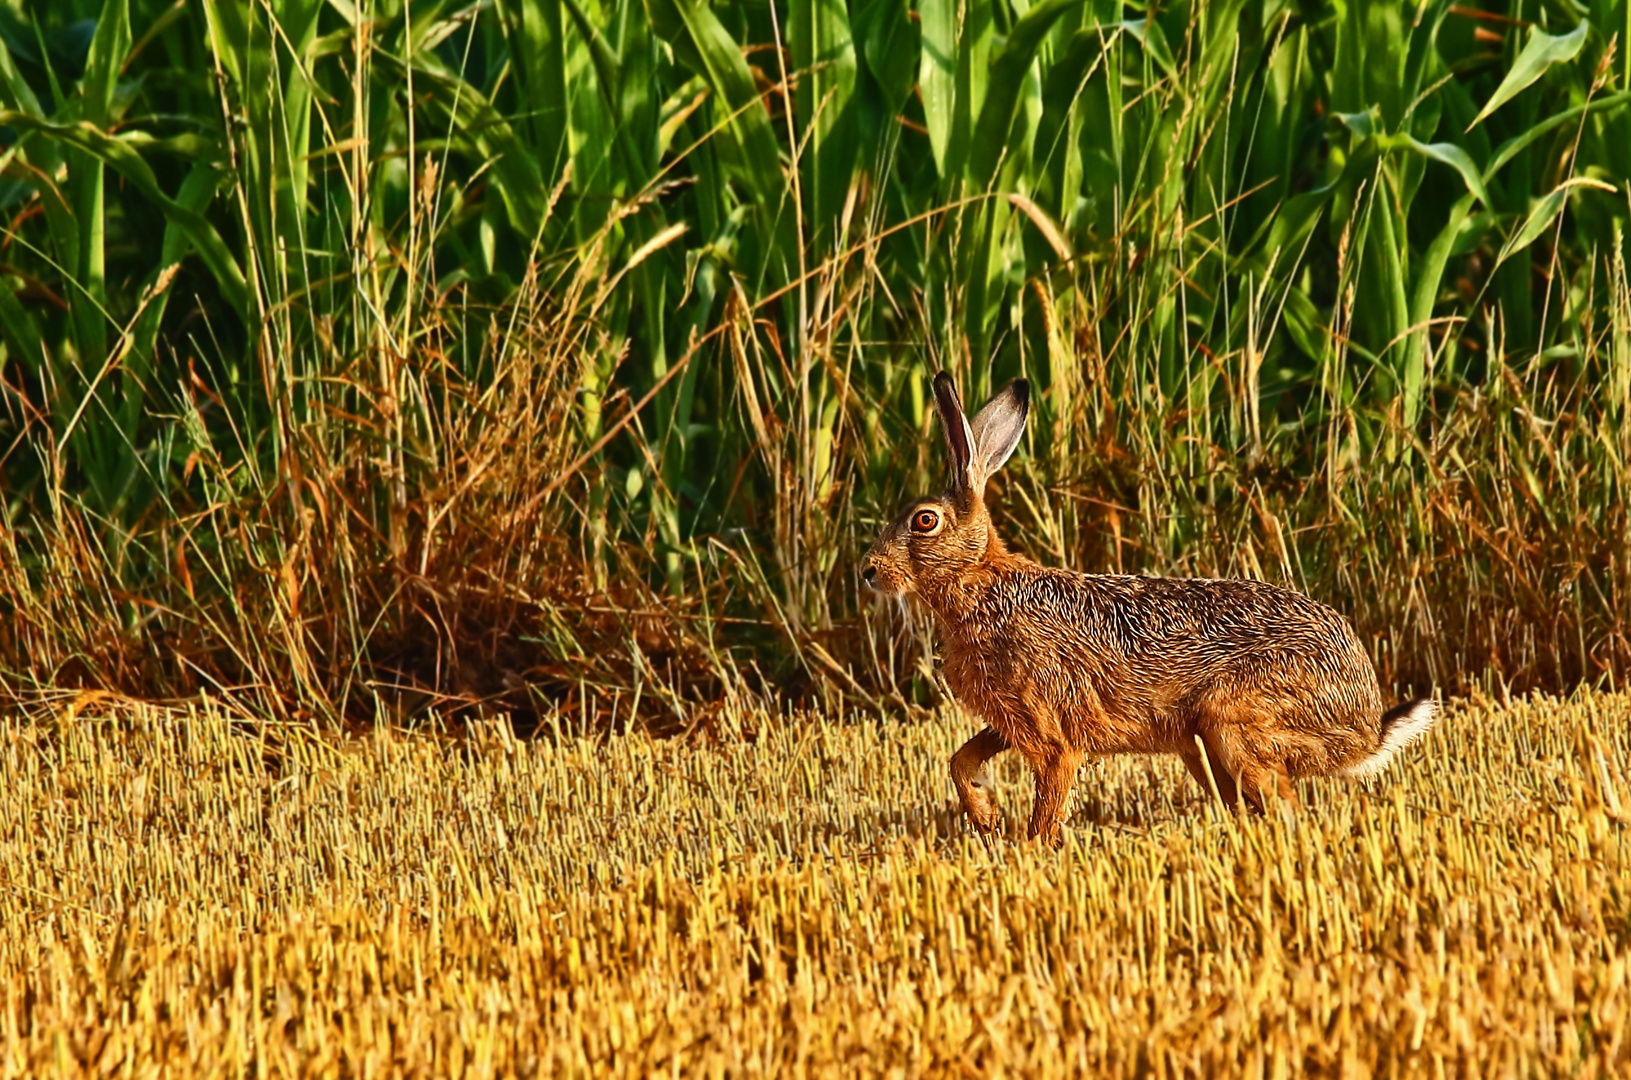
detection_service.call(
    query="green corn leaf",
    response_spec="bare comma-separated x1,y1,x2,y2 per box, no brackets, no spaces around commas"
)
953,0,994,183
497,0,571,181
0,269,48,378
790,0,857,244
1,113,248,315
1411,192,1479,331
1385,135,1492,207
1500,184,1565,264
0,29,42,116
1468,21,1590,130
1364,184,1413,423
380,53,553,239
1404,191,1477,422
79,0,131,125
127,160,222,386
200,0,251,87
562,0,622,111
47,0,133,377
1117,17,1177,81
967,0,1087,187
918,0,957,174
554,3,618,225
655,0,785,211
1263,181,1339,260
613,0,660,156
1484,89,1631,182
1400,0,1455,109
1032,27,1102,222
1495,183,1568,268
852,0,918,121
790,0,856,143
116,161,222,486
1281,286,1331,367
1333,109,1379,140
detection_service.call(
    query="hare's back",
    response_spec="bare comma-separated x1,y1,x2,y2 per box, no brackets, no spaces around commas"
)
1013,571,1372,672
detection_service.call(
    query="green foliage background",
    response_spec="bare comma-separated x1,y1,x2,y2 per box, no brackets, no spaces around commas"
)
0,0,1628,723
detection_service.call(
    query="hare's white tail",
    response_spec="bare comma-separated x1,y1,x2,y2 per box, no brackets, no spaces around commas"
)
1340,699,1440,780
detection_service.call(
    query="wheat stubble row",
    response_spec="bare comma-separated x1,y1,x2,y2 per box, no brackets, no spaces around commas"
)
1,693,1626,1077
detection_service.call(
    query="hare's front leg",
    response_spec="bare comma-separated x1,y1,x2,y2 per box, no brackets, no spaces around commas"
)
1026,746,1084,847
950,727,1008,834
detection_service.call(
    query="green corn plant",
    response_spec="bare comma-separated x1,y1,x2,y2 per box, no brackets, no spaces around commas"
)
0,0,1628,718
0,0,238,512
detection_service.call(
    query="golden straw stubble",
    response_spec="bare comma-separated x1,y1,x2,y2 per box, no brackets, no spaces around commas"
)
0,693,1627,1076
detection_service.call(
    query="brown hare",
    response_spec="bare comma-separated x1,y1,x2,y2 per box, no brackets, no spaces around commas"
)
862,371,1438,845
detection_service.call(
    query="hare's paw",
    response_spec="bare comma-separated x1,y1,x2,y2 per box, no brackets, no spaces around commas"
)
964,798,1001,835
958,765,1003,834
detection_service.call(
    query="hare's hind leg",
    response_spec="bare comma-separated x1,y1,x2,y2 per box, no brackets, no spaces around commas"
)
1192,718,1301,818
1238,762,1301,818
1181,738,1240,810
1189,697,1304,818
950,727,1009,834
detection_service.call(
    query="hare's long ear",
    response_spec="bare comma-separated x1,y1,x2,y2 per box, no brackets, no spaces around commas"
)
968,379,1029,483
933,371,978,496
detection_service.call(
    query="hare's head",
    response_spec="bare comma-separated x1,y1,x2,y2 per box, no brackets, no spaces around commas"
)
862,372,1029,598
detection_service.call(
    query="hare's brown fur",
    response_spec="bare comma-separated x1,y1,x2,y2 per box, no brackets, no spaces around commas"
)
863,373,1437,845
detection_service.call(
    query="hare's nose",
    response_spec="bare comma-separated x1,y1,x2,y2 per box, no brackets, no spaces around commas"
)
862,565,877,589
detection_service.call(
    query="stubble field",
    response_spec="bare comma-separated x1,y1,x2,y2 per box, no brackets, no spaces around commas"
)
2,690,1627,1077
3,0,1631,1074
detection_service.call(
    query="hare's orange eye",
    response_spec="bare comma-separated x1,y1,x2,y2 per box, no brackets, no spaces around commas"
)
911,509,940,533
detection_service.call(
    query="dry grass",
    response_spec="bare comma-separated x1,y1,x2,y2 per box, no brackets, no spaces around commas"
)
2,691,1628,1077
